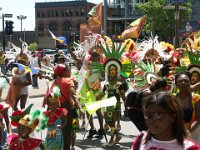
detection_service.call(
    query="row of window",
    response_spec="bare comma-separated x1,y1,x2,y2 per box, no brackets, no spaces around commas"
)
37,21,82,32
36,8,85,18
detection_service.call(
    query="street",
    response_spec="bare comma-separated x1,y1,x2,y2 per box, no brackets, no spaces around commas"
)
7,96,139,150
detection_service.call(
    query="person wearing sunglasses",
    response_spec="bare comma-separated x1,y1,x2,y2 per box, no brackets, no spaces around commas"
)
132,91,200,150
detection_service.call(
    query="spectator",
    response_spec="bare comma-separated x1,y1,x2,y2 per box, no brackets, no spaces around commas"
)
150,78,167,92
132,91,200,150
52,64,85,150
175,72,200,131
30,53,41,89
0,50,6,76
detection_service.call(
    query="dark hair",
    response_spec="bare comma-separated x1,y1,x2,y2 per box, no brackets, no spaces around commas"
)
175,71,191,85
150,78,167,92
143,91,187,145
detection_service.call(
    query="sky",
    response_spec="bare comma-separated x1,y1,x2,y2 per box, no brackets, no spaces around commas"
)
0,0,102,32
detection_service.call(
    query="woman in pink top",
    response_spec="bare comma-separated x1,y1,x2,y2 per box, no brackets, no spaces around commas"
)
132,91,200,150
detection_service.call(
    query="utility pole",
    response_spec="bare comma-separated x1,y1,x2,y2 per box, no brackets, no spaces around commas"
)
2,14,5,51
17,15,27,41
103,0,107,35
175,2,180,48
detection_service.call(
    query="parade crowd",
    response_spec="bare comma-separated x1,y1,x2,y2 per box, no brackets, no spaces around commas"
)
0,33,200,150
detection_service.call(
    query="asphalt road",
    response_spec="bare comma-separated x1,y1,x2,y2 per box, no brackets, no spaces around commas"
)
7,97,139,150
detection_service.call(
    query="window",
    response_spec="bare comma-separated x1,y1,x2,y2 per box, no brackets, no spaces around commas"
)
66,10,69,16
63,21,72,31
70,9,73,16
47,10,51,17
80,9,84,16
38,23,44,32
49,22,58,31
41,12,45,17
76,9,79,16
61,10,65,17
37,11,41,18
55,10,59,17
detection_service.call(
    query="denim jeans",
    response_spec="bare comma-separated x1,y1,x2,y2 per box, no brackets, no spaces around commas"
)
0,64,6,75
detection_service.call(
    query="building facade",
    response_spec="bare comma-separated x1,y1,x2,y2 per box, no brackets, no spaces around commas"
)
1,0,200,49
35,0,95,47
105,0,143,38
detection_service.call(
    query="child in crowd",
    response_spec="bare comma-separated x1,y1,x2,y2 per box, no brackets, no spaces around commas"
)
43,86,68,150
132,91,200,150
7,104,48,150
102,64,127,147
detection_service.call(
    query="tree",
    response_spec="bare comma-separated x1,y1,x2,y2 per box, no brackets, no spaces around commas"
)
135,0,192,42
28,42,38,51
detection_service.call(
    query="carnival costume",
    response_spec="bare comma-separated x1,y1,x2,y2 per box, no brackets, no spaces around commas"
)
7,104,48,150
43,85,68,150
90,39,133,146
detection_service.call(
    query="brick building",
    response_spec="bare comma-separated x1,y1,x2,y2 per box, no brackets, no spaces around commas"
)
35,0,95,48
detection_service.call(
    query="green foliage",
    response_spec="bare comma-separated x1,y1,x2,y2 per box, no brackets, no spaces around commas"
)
28,42,38,51
135,0,192,39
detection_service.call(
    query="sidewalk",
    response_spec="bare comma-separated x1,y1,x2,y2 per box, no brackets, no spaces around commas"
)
2,78,48,100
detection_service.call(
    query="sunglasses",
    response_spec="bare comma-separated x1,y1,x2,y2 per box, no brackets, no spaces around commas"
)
144,112,170,120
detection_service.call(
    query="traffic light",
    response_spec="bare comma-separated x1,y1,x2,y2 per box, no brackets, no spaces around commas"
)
5,20,14,35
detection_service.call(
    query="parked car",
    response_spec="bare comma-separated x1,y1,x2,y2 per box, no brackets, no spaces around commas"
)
5,48,17,59
44,49,56,59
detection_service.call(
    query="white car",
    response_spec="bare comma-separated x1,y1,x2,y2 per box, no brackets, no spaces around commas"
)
5,48,17,59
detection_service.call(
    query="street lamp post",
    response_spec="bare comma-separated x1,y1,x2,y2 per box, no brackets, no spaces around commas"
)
17,15,27,41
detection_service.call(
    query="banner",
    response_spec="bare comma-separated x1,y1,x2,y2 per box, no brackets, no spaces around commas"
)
121,16,147,39
48,30,64,44
84,96,117,115
87,2,103,27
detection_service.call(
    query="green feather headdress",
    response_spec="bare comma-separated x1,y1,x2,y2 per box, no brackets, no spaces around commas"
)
173,47,200,74
91,41,133,78
134,60,156,87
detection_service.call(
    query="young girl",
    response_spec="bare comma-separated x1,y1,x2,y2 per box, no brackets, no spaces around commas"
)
44,86,68,150
7,104,48,150
132,91,200,150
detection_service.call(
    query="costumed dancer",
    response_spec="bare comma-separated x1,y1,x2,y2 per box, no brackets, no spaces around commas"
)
43,85,68,150
7,104,48,150
70,34,105,138
13,40,32,110
5,66,31,111
90,40,133,147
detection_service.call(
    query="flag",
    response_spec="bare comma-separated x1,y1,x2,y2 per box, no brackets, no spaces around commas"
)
121,15,147,39
87,2,103,27
12,63,32,72
48,30,64,44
